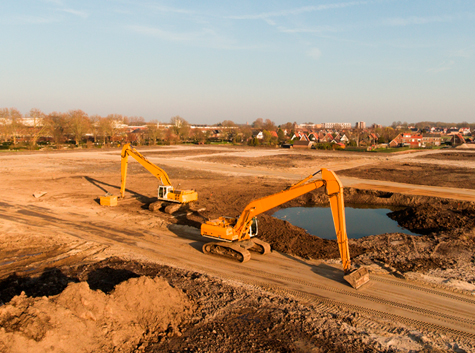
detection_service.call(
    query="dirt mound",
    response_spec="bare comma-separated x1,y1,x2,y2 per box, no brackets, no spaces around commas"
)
0,276,193,353
258,214,365,260
388,204,475,235
420,151,475,159
2,258,444,352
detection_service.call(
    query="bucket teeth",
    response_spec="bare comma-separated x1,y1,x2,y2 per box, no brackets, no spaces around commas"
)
344,267,370,289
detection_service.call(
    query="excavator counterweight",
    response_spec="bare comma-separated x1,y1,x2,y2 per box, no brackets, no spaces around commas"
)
200,168,370,289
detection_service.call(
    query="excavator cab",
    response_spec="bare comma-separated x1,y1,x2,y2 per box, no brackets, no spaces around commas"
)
158,185,174,200
249,217,258,237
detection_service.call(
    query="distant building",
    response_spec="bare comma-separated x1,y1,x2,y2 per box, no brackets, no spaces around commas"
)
422,134,442,146
389,133,423,148
355,121,366,129
323,122,351,129
451,134,466,146
298,123,316,130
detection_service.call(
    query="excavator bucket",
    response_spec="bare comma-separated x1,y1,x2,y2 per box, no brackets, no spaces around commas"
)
344,267,370,290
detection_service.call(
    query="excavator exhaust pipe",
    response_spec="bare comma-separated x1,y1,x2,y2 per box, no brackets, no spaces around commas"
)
344,267,370,290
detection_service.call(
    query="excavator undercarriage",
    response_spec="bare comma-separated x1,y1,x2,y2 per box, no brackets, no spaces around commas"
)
202,238,271,263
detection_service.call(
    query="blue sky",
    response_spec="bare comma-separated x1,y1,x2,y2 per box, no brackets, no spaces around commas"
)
1,0,474,126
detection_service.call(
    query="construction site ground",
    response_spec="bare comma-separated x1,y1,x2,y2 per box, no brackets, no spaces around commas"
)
1,145,475,353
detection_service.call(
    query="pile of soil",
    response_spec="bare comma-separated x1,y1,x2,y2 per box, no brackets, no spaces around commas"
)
388,204,475,234
257,214,365,260
355,229,475,285
0,275,193,353
420,152,475,160
0,258,452,353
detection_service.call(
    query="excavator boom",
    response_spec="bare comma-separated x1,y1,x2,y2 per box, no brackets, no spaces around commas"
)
201,168,369,289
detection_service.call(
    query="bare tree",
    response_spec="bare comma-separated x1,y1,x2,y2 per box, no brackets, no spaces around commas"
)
0,108,24,145
128,116,145,126
45,112,68,147
191,128,206,144
220,120,236,127
252,118,263,129
68,110,90,146
99,117,117,145
263,119,276,132
170,116,190,141
89,115,102,143
146,121,162,145
26,108,47,148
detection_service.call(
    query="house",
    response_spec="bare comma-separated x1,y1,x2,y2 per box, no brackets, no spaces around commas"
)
291,131,309,141
307,132,318,141
422,134,441,146
339,134,349,144
389,133,423,148
450,133,466,146
447,127,459,135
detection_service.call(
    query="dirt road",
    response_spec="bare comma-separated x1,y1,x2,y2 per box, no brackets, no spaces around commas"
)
1,145,475,352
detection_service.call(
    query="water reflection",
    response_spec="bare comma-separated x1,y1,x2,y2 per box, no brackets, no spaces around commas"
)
272,206,420,239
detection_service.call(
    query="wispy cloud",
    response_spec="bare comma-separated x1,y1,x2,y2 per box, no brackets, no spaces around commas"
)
383,15,453,27
427,60,455,73
278,25,342,34
1,15,60,25
128,25,207,42
60,9,89,19
228,1,370,20
128,25,263,50
449,46,473,58
42,0,63,4
148,5,195,15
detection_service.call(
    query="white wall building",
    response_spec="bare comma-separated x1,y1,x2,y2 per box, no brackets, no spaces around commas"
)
323,122,352,129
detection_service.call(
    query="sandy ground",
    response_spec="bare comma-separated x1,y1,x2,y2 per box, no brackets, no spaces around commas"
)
1,145,475,352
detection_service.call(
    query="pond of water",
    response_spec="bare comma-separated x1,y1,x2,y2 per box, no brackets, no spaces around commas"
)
272,206,421,239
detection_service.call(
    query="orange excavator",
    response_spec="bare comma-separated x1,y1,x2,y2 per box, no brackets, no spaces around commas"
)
120,143,198,204
201,168,370,289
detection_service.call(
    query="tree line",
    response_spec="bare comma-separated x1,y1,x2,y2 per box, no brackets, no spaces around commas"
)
0,108,296,149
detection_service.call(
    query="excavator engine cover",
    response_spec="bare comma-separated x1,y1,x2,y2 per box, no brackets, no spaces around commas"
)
344,267,370,290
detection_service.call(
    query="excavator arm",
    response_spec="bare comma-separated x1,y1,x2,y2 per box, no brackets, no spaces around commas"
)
120,144,172,198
